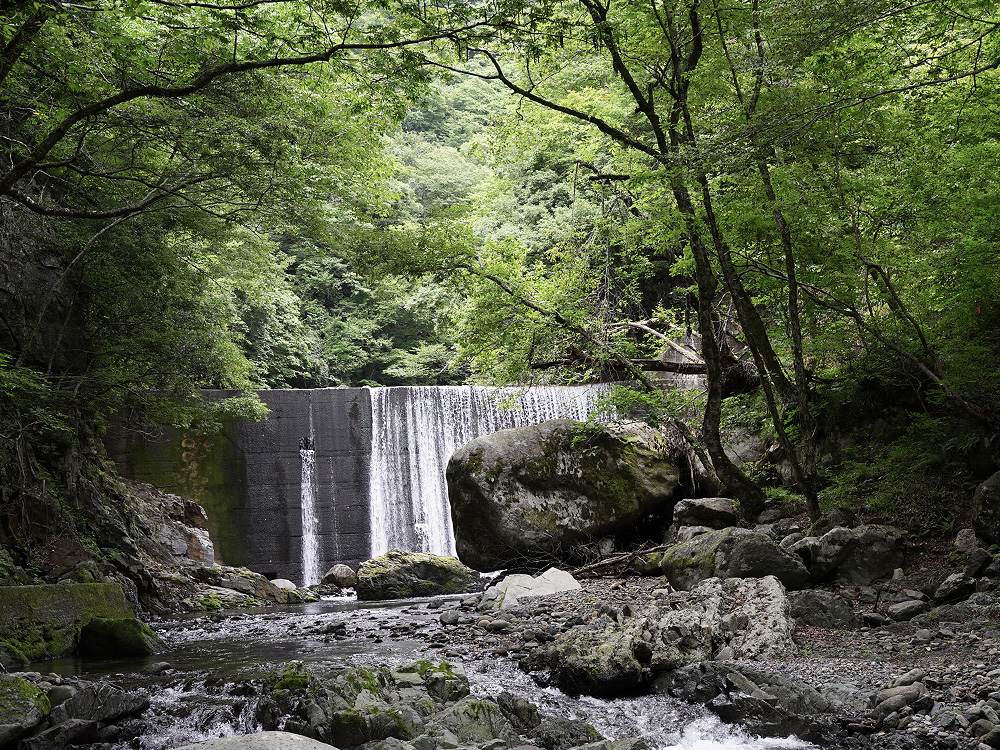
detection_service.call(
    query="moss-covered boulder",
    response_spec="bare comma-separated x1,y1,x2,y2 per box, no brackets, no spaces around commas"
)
447,419,679,571
79,618,165,657
0,675,49,748
659,528,809,591
355,550,477,601
0,583,159,667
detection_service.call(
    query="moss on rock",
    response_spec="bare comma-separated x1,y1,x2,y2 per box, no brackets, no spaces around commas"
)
0,583,145,667
356,550,476,601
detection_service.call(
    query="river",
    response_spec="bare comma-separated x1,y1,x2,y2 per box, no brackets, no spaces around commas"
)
34,596,814,750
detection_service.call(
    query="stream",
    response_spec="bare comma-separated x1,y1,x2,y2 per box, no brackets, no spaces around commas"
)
35,597,814,750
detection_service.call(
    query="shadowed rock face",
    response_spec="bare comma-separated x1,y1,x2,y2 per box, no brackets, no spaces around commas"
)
447,420,680,572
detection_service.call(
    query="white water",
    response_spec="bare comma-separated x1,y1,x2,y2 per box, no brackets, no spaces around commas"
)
367,384,607,557
299,447,321,586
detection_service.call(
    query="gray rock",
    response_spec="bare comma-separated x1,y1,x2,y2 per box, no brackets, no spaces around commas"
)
653,661,844,738
659,528,809,591
934,573,977,602
956,528,986,553
49,682,149,725
523,576,795,696
965,549,995,578
789,525,905,585
0,675,48,747
322,564,358,589
424,697,517,745
447,420,679,571
671,498,738,530
478,568,580,611
974,471,1000,545
439,610,460,626
787,590,859,628
20,718,98,750
528,717,601,750
174,732,338,750
887,600,929,621
893,668,926,687
270,579,298,590
356,550,477,601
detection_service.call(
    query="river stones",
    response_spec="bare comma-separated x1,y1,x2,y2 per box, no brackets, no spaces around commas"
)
659,528,809,591
447,419,679,571
356,550,478,601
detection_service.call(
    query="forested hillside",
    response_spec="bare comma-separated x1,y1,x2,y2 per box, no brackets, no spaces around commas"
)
2,0,999,578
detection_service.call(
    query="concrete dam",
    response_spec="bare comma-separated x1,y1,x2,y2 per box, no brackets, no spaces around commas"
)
107,385,605,584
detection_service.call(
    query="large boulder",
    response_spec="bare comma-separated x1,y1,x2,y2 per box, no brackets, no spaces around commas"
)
659,528,809,591
523,576,796,696
355,550,477,601
447,419,680,571
973,471,1000,545
788,525,905,585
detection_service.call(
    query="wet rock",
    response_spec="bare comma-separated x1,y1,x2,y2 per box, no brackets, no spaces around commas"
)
447,419,679,571
653,661,845,738
322,564,358,589
20,718,98,750
495,692,541,731
49,682,149,725
356,550,477,601
789,525,905,585
787,590,859,628
528,717,601,750
659,528,809,591
439,610,460,626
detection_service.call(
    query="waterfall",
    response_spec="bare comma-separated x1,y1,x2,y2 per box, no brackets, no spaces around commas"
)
367,385,606,558
299,401,321,586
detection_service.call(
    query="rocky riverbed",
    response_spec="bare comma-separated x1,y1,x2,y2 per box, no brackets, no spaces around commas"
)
4,572,1000,750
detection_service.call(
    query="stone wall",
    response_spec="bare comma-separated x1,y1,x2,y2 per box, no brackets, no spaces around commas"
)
106,388,373,582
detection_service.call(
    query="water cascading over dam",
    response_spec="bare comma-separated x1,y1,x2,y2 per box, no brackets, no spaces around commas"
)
106,385,606,584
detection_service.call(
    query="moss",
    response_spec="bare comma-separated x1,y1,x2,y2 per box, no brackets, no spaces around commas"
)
79,617,164,657
0,675,50,723
268,662,311,692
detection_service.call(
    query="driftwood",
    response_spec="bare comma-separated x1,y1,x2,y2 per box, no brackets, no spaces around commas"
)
570,544,670,578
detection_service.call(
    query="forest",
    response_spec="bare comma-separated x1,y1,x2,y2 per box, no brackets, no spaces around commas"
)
2,0,1000,566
